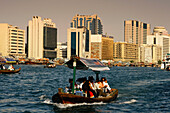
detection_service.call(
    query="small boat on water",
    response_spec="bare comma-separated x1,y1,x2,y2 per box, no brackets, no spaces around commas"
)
44,64,56,68
0,68,21,74
161,53,170,71
52,56,118,104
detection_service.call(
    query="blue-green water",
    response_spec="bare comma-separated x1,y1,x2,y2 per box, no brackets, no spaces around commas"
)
0,65,170,113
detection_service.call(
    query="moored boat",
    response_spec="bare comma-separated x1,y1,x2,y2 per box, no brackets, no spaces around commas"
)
0,68,21,74
52,56,118,104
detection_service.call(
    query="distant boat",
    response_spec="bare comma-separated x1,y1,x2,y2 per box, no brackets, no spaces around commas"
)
0,68,21,74
52,56,118,104
161,54,170,70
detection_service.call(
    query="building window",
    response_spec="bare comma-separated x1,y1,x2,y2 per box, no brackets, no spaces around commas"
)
154,38,156,44
85,30,89,52
71,32,76,56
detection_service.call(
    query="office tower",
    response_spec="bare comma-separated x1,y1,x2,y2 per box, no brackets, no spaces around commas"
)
27,16,57,59
67,27,91,59
124,20,151,44
113,42,138,62
70,14,103,34
91,35,114,60
57,42,67,58
0,23,25,57
147,26,170,59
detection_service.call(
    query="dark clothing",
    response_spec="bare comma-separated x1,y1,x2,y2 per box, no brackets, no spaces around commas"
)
82,80,97,98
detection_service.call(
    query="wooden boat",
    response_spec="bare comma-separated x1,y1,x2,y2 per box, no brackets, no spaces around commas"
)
0,68,21,74
52,88,118,104
52,56,118,104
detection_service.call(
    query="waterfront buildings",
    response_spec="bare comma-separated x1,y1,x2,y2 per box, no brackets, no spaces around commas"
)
27,16,57,59
124,20,151,45
113,42,138,62
0,23,26,58
138,44,162,64
70,14,103,34
57,42,67,59
67,27,91,59
91,35,114,60
147,26,170,60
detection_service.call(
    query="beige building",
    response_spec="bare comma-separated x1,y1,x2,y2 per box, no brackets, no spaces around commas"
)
57,42,67,59
113,42,138,62
28,16,57,59
0,23,25,57
138,44,162,64
67,27,91,59
91,35,114,60
124,20,150,45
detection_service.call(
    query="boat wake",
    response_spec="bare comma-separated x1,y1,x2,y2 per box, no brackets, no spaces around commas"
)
119,99,137,104
42,98,106,109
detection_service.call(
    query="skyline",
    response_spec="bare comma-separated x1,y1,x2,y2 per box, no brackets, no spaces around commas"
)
1,0,170,42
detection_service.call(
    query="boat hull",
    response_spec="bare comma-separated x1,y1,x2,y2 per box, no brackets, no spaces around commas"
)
52,89,118,104
0,68,21,74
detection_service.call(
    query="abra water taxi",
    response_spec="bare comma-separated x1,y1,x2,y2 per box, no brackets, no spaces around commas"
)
0,68,21,74
52,56,118,104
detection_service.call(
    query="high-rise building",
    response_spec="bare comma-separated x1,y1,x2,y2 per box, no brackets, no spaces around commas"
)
91,35,114,60
0,23,26,57
124,20,151,44
27,16,57,59
67,27,91,59
113,42,138,62
70,14,103,34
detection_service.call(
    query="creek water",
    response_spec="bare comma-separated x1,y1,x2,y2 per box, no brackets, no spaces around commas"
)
0,65,169,113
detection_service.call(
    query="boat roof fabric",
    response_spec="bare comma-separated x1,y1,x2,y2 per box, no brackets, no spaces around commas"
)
65,57,110,71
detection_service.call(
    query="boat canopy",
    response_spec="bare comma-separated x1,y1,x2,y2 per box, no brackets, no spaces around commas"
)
65,57,110,71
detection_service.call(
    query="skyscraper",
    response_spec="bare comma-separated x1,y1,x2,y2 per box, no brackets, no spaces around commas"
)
27,16,57,59
70,14,103,34
124,20,151,44
0,23,25,58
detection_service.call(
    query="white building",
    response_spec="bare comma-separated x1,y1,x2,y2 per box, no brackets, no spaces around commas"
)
28,16,57,59
67,27,91,59
147,33,170,60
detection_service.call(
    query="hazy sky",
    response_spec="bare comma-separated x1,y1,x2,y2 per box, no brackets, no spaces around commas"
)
1,0,170,42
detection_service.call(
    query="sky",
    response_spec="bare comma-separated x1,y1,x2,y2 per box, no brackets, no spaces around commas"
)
0,0,170,42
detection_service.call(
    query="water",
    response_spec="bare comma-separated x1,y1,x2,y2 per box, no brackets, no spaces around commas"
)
0,65,170,113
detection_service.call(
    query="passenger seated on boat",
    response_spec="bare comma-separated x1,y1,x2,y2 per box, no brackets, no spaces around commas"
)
101,77,112,93
82,76,97,98
0,64,5,70
79,77,87,91
68,78,73,93
8,65,15,71
94,80,107,97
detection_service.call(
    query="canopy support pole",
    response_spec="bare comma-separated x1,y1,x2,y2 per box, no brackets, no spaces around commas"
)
72,59,76,94
94,71,100,81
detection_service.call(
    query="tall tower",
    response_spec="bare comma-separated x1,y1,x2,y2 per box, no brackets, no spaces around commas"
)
28,16,57,59
124,20,150,45
70,14,103,34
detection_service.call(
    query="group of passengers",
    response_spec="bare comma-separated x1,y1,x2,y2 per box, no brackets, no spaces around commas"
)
66,76,113,98
0,64,15,70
